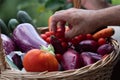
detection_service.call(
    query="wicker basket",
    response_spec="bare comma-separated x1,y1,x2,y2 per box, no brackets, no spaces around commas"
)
1,0,120,79
0,26,120,80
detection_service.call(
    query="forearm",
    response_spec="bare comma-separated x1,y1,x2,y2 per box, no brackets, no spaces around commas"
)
93,5,120,27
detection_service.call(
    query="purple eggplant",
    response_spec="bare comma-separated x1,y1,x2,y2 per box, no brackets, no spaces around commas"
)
1,34,16,54
50,35,65,54
97,43,114,56
77,40,99,52
12,23,48,52
61,48,83,70
1,34,23,69
81,52,102,66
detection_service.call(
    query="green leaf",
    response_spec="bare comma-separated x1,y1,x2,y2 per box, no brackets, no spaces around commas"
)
41,44,55,56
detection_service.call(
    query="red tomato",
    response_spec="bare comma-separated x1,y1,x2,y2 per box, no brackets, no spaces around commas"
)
55,54,62,62
78,34,86,41
74,36,82,43
61,41,68,49
55,28,65,38
98,38,106,46
23,49,59,72
86,34,93,40
70,38,78,45
40,34,47,40
46,37,51,43
49,31,54,35
45,31,51,37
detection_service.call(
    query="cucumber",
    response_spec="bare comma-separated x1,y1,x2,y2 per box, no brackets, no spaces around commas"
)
17,10,36,27
0,19,11,37
8,18,19,33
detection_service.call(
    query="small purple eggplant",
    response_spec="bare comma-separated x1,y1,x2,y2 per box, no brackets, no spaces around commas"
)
1,34,16,54
50,35,65,54
97,43,114,56
78,40,99,52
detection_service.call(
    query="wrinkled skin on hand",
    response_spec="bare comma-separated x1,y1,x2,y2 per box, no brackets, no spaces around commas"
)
49,8,98,39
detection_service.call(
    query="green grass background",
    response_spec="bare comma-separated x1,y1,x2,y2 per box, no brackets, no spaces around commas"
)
112,0,120,5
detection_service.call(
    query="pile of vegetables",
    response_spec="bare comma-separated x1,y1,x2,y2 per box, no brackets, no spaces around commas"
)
0,10,115,72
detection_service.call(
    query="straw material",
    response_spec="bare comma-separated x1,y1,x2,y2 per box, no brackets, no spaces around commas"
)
0,27,120,80
73,0,81,8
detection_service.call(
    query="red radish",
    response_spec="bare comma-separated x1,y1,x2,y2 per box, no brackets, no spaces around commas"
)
81,52,102,66
61,48,83,70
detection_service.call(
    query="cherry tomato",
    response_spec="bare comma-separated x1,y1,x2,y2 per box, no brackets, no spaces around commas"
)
40,34,47,40
50,31,54,35
55,54,62,62
86,34,93,40
55,28,65,38
98,38,106,46
61,41,68,49
45,31,51,37
70,38,78,45
78,34,86,41
46,37,51,43
74,36,82,43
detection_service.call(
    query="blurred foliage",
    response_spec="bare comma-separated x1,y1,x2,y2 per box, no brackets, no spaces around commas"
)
112,0,120,5
0,0,73,27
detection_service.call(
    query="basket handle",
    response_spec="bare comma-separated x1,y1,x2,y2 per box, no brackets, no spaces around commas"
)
73,0,81,8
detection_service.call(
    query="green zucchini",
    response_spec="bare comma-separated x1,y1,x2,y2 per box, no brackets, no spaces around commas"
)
0,19,11,37
17,10,36,27
8,18,19,33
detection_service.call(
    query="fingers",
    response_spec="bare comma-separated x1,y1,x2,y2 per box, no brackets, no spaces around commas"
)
65,27,79,39
68,23,73,29
58,21,66,32
49,10,68,32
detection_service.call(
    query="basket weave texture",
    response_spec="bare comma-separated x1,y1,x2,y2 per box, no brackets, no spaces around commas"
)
0,27,120,80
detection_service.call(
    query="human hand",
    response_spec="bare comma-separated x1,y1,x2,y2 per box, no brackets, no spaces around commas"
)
49,8,99,39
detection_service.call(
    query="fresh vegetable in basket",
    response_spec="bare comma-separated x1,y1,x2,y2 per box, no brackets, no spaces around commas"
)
8,18,19,33
12,23,48,53
78,40,99,53
0,19,11,37
40,27,69,53
50,35,65,54
61,48,83,70
1,34,23,70
97,43,114,56
93,27,115,40
1,33,16,55
17,10,35,27
23,47,59,72
80,52,102,66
